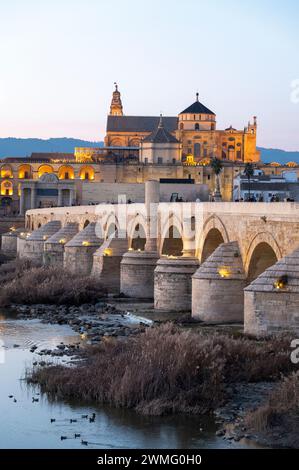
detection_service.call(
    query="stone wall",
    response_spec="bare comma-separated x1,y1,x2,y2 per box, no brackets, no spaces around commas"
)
92,254,123,294
192,278,246,323
154,258,199,312
244,247,299,336
120,251,159,298
82,182,209,204
64,246,98,275
43,242,65,266
192,241,246,323
244,291,299,336
1,228,25,254
20,239,45,262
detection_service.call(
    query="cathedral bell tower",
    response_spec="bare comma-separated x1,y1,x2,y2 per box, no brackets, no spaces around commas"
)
109,82,123,116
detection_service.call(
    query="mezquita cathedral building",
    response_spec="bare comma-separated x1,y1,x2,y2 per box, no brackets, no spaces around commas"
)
104,84,260,163
0,84,295,215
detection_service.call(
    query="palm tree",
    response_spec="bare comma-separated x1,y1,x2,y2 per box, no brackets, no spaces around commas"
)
211,157,223,201
244,163,255,201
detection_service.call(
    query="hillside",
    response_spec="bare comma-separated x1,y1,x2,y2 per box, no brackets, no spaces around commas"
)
257,147,299,165
0,138,103,159
0,138,298,164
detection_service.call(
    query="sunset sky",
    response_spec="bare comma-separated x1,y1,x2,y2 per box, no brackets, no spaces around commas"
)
0,0,298,149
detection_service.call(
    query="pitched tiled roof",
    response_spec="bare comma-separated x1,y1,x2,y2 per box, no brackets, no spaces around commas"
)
245,247,299,293
106,115,178,133
193,242,246,280
180,100,215,116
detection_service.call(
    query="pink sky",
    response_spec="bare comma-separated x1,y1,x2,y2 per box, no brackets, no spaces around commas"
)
0,0,298,150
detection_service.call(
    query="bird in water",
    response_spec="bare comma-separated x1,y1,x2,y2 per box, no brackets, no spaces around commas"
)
13,398,17,403
81,415,88,419
81,440,88,446
50,419,56,423
70,419,77,423
32,397,39,403
74,434,81,439
8,395,13,399
60,436,67,441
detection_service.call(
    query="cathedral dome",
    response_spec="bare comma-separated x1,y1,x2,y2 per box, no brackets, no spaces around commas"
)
179,93,215,116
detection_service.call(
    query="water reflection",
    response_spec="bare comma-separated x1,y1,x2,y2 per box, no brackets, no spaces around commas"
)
0,309,252,449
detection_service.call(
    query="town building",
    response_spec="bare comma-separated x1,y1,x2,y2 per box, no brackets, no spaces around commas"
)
233,170,299,202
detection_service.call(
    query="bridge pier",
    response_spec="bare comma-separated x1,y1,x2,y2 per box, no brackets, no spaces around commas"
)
192,242,246,323
120,251,159,299
19,221,61,262
120,179,159,298
92,235,128,294
43,223,79,266
16,231,31,257
244,248,299,336
1,227,26,255
154,257,199,312
64,222,103,275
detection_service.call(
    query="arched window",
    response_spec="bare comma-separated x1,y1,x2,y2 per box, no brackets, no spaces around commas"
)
1,180,13,196
194,143,201,158
129,138,140,147
58,165,75,180
110,139,123,147
0,165,13,178
195,123,200,131
180,123,184,130
18,164,32,179
38,165,54,178
79,166,95,180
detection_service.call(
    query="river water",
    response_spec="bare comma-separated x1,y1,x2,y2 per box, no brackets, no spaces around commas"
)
0,310,253,449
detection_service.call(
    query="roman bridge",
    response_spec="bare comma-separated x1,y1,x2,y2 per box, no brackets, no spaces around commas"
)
7,181,299,337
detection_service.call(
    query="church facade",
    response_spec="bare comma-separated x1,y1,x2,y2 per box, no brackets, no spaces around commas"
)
105,84,260,164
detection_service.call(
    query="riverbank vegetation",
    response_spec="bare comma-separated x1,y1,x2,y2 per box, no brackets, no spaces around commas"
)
28,323,294,416
242,372,299,447
0,259,106,306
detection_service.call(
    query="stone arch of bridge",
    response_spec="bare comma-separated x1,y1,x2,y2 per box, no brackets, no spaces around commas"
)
103,213,120,240
245,232,282,280
160,214,184,257
127,214,147,251
197,215,229,262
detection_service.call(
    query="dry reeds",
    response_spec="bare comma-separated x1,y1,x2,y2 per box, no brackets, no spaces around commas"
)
245,372,299,431
28,324,294,416
0,261,106,306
